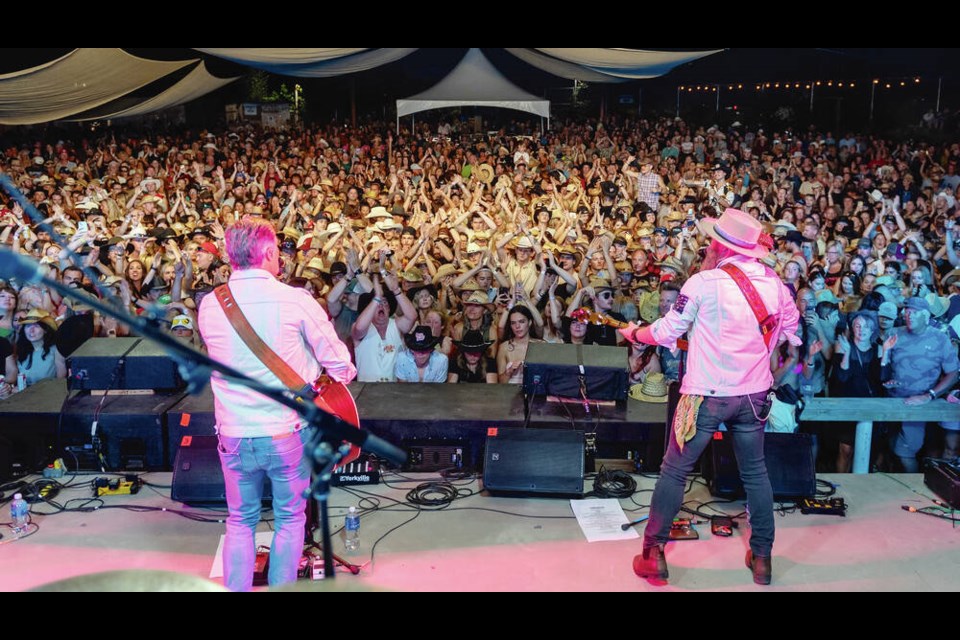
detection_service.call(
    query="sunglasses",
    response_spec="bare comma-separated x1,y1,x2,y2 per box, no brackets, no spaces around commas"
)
598,291,614,299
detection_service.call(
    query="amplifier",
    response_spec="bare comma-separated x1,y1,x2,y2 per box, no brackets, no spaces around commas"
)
67,338,183,391
522,343,628,401
330,457,381,486
924,460,960,510
402,438,469,472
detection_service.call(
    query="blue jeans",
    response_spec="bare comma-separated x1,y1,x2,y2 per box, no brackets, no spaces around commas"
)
218,427,313,591
644,391,775,557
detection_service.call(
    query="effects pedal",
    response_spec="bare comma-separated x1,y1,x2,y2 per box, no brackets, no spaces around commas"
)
799,497,846,516
669,518,699,540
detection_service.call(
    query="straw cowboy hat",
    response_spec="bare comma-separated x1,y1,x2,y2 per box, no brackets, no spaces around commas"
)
475,163,495,184
433,263,459,285
462,291,494,310
365,206,392,220
697,208,769,259
629,372,669,403
20,309,58,332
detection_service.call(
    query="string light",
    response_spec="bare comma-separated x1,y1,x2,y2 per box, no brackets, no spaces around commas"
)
737,84,742,89
900,81,906,86
885,83,891,89
816,81,822,86
838,82,844,87
915,77,921,83
850,82,855,88
873,79,879,84
805,84,811,89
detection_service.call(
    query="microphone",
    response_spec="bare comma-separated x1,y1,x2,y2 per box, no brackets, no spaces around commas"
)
621,515,649,530
0,248,43,284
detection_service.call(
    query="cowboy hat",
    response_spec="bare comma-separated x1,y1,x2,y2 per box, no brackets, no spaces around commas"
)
629,372,669,403
475,163,495,184
404,326,440,351
19,308,58,332
462,291,494,309
433,263,459,285
454,329,494,353
697,208,769,259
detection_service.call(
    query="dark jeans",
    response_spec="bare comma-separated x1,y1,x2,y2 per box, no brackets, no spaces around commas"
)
644,391,775,557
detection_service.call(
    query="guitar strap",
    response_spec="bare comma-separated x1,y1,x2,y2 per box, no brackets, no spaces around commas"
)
718,264,778,351
214,284,317,400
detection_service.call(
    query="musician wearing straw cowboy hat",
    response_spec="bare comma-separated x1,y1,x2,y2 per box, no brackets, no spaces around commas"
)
620,207,801,586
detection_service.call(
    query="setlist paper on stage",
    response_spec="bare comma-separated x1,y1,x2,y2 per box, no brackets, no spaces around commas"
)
570,498,640,542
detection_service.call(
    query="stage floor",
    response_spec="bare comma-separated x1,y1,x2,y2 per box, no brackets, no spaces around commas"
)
1,471,958,592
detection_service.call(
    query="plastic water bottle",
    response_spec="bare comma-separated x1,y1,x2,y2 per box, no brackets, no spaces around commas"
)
10,493,28,537
344,506,360,552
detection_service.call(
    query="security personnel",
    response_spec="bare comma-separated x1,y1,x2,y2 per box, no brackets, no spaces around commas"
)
620,208,801,586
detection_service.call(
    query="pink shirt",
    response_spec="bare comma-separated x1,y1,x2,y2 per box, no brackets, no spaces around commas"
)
198,269,356,437
650,255,801,398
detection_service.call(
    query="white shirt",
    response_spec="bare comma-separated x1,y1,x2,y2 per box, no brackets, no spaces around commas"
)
198,269,356,437
354,317,404,382
649,255,801,397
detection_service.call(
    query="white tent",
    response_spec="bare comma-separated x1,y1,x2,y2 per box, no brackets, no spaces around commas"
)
396,48,549,133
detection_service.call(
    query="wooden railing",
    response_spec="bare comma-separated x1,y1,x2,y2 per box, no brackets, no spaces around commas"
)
801,398,959,474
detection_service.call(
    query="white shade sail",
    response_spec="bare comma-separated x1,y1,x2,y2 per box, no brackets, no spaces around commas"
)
533,48,723,79
0,49,195,125
71,61,240,122
397,48,549,120
503,48,625,83
194,48,368,64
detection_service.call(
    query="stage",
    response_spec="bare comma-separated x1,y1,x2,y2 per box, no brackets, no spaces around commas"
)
2,471,957,592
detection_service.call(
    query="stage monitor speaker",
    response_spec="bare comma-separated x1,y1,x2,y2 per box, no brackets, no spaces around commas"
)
522,343,628,401
60,391,183,471
171,435,271,504
702,432,816,500
67,338,183,391
483,428,584,497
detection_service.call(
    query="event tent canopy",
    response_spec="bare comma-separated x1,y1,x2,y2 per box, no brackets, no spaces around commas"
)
396,49,551,131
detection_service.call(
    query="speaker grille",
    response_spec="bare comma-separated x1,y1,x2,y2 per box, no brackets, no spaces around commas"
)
483,428,584,496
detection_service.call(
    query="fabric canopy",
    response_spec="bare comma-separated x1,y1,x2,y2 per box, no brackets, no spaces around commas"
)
397,48,549,122
532,48,723,80
503,48,625,83
194,48,417,77
0,49,195,125
193,48,368,65
70,61,240,122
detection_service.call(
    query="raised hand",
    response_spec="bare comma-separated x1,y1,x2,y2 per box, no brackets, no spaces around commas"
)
882,333,898,353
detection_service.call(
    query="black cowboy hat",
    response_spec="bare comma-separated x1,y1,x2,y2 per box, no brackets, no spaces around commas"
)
454,329,494,353
404,326,440,351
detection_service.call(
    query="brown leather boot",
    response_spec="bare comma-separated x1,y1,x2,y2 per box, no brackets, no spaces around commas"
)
633,545,668,580
745,550,772,585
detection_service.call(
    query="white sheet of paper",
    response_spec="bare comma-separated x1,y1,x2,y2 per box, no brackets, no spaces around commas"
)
209,531,274,579
570,498,641,542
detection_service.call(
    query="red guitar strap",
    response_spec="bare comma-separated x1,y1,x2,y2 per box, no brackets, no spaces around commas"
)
719,264,778,351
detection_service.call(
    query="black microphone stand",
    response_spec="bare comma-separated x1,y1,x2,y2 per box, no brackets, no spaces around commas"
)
0,176,405,582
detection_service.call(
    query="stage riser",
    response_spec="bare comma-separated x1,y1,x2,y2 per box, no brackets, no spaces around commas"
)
0,382,668,476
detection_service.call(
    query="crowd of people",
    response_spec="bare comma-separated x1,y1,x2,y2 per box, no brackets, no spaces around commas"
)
1,114,958,472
